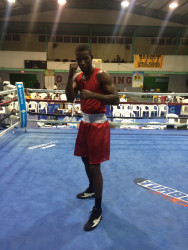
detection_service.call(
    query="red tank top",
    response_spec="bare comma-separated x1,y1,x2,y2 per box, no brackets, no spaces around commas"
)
76,68,106,114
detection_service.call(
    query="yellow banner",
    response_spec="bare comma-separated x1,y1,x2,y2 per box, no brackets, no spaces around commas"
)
92,59,102,63
134,55,164,68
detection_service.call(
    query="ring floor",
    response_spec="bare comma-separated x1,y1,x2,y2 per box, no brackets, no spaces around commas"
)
0,128,188,250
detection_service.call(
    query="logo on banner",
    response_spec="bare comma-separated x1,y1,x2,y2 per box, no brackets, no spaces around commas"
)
44,70,55,76
169,106,175,113
132,71,144,88
134,178,188,207
16,82,27,128
168,105,181,115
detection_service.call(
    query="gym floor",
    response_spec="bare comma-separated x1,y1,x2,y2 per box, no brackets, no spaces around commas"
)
0,128,188,250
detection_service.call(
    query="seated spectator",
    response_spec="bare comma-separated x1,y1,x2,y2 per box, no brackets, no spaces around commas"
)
153,88,161,102
149,88,155,93
53,93,61,105
144,87,149,93
34,92,41,99
44,93,52,100
54,82,58,90
24,88,31,99
44,93,52,104
53,93,61,101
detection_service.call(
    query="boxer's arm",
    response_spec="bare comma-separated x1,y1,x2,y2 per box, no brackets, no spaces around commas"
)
66,63,79,102
80,71,119,105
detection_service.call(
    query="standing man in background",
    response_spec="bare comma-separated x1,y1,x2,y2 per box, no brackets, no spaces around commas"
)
34,79,40,89
66,44,119,231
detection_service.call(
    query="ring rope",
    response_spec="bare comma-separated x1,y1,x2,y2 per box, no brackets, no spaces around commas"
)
25,89,188,97
118,92,188,97
28,111,180,119
0,113,16,123
27,119,187,127
0,121,20,137
0,98,18,106
24,99,188,105
0,89,17,95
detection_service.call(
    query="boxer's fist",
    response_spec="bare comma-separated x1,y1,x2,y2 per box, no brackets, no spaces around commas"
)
69,63,78,77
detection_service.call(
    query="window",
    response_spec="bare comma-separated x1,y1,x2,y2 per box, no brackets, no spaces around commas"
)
91,37,97,43
107,37,116,44
181,39,188,45
98,37,106,44
12,34,20,41
158,38,165,45
166,38,173,45
39,35,45,42
72,36,79,43
56,36,63,42
48,36,55,42
124,37,132,44
173,39,177,45
4,33,11,41
116,37,124,44
151,37,162,45
80,36,89,43
64,36,71,43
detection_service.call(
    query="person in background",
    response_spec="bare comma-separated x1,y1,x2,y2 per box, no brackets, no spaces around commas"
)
53,93,61,101
34,80,40,89
44,92,52,100
34,92,41,99
53,93,61,105
24,88,31,100
116,55,121,63
54,82,58,90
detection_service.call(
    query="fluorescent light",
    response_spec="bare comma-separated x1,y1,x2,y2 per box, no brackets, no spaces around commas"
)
7,0,16,3
58,0,66,5
121,1,130,8
169,1,179,9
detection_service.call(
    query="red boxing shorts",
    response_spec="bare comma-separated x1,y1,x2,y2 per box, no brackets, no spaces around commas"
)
74,120,110,164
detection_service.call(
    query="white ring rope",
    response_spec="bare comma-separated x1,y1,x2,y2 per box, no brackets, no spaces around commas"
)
26,88,188,97
0,121,20,137
0,89,17,95
118,92,188,97
28,119,187,127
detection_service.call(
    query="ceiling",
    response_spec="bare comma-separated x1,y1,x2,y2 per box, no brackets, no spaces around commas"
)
0,0,188,37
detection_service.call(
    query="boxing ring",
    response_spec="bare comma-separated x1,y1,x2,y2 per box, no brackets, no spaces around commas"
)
0,85,188,250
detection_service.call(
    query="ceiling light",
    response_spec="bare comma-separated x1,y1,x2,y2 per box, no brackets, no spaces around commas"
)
121,1,130,8
58,0,66,5
169,1,179,10
7,0,16,3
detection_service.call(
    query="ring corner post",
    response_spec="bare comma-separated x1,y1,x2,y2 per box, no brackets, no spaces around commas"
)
16,82,28,131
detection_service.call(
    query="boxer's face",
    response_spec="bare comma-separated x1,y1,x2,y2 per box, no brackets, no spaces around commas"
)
76,50,93,74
